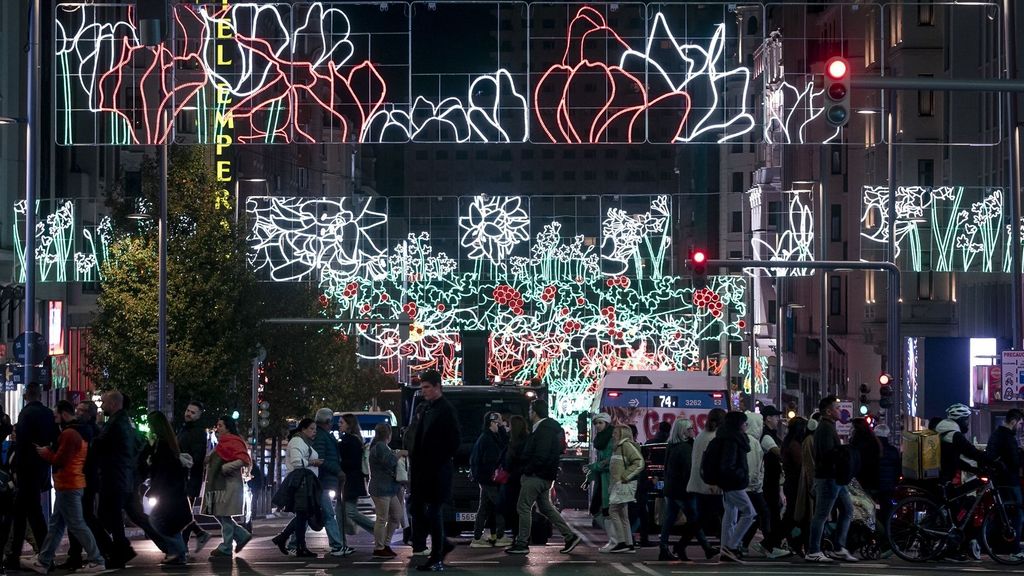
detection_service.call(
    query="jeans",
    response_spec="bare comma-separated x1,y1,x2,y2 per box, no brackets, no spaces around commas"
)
515,475,574,546
608,502,632,546
721,490,757,551
473,485,505,540
371,495,403,549
180,496,208,544
320,490,344,550
340,499,375,534
37,490,104,567
410,496,447,561
742,491,770,549
10,486,48,560
215,515,250,555
67,485,106,563
807,479,852,554
659,495,710,551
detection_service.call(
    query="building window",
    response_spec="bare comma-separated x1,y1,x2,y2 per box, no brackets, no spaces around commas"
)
297,167,309,190
918,159,934,187
729,250,743,259
918,75,935,116
415,150,428,161
918,1,935,26
732,172,744,192
829,275,842,316
520,171,534,181
767,201,781,229
889,2,903,46
435,150,448,160
542,149,555,160
831,204,842,242
831,145,843,174
731,211,743,233
605,170,618,181
522,149,534,160
541,171,554,181
583,170,596,181
455,150,468,161
475,150,487,161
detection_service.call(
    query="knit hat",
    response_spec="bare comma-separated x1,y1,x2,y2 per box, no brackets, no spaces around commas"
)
592,412,612,425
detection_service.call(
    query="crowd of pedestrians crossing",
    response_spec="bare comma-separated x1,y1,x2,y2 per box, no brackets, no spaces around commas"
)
0,375,1022,572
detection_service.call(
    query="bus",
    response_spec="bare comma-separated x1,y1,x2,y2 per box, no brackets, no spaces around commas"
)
591,370,728,442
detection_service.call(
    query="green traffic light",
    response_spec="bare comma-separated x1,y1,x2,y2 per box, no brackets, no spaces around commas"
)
827,105,848,126
859,404,869,415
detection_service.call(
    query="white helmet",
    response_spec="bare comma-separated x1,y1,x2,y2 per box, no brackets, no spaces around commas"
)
946,403,972,420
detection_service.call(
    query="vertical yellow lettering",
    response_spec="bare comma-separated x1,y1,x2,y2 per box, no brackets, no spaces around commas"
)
215,134,232,156
216,161,232,182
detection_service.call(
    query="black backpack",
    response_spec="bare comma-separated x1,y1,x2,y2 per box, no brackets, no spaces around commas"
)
700,437,724,486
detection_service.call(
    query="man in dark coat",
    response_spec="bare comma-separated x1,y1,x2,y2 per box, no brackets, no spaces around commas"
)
6,382,58,570
505,400,582,556
177,401,212,553
407,370,461,572
806,396,857,563
986,409,1024,556
714,411,752,562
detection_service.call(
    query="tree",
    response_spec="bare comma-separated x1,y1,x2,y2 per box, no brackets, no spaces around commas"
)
89,146,259,420
256,283,396,438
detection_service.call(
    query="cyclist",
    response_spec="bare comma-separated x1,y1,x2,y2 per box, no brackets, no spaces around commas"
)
936,404,996,484
985,409,1024,561
935,403,999,561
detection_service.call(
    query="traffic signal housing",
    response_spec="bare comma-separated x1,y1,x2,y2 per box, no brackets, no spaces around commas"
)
878,373,893,409
823,56,851,128
689,249,708,288
859,383,870,414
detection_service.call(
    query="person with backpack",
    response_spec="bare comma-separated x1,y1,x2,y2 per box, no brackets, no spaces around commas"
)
659,418,716,561
805,396,858,563
688,408,725,552
702,411,754,563
601,425,644,554
469,412,510,548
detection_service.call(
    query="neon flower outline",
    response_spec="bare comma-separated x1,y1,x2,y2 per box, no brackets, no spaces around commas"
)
458,196,530,264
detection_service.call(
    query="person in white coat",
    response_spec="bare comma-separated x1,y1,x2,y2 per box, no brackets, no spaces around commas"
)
272,418,322,558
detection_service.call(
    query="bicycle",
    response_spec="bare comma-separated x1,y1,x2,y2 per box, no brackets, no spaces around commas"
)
886,474,1024,565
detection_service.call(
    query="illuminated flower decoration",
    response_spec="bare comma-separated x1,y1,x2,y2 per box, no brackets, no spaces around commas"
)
459,196,530,264
750,192,815,276
601,195,669,276
533,7,691,143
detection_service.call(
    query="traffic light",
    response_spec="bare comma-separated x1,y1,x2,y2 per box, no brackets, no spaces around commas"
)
689,249,708,288
859,383,870,414
257,394,271,429
823,56,851,127
878,373,894,409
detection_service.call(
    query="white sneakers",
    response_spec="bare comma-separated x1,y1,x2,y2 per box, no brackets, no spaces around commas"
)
469,538,493,548
804,552,833,563
829,548,859,562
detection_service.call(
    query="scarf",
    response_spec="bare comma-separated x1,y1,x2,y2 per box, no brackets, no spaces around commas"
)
215,433,251,467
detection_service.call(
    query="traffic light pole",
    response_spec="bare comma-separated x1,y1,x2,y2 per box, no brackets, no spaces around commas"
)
703,259,902,427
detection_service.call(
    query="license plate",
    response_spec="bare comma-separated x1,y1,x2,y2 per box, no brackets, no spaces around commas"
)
455,512,477,522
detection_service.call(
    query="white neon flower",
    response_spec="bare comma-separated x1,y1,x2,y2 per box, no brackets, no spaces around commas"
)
459,196,529,264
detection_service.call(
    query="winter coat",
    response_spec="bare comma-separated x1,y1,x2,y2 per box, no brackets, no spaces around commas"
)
813,416,841,479
14,400,58,491
77,421,101,490
470,429,507,486
850,432,882,492
795,434,816,523
987,426,1022,487
521,418,565,482
202,450,246,517
745,412,766,492
407,395,461,503
687,429,721,495
588,426,614,511
93,409,137,493
338,433,366,500
176,420,208,499
273,467,324,530
368,441,400,497
142,443,193,535
287,436,319,476
312,427,341,491
609,439,644,485
38,424,87,491
762,425,783,496
782,436,803,503
663,437,695,500
713,426,751,492
936,418,993,482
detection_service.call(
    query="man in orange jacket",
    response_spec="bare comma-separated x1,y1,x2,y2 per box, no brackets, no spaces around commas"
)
28,400,105,574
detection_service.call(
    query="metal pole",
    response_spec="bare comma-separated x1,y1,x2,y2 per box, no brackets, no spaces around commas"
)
23,0,39,389
852,76,1024,92
887,87,901,429
1005,0,1022,349
157,109,168,414
819,152,829,399
777,277,784,408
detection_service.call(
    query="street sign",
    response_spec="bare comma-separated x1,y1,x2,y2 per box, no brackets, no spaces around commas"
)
1000,351,1024,401
14,331,45,366
836,399,854,437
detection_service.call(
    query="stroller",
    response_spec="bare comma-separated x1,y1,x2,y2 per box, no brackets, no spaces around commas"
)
820,478,881,559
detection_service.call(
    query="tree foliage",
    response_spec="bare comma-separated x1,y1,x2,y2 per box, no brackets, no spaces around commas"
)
89,146,258,419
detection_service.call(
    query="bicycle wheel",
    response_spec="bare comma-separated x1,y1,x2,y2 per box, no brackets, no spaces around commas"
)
982,501,1024,565
886,496,949,562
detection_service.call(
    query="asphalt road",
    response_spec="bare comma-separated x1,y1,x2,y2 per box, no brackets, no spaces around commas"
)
7,510,1022,576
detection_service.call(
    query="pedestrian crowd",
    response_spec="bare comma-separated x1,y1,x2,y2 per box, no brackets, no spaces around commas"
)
0,375,1021,573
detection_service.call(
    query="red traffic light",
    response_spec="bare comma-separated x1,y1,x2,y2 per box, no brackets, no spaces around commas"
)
692,250,707,264
826,57,848,80
879,373,891,386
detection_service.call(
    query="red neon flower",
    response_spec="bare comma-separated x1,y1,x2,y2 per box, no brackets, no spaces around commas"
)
533,7,691,144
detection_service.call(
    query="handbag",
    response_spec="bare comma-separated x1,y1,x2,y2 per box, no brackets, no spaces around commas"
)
492,465,510,485
396,456,410,484
609,480,638,504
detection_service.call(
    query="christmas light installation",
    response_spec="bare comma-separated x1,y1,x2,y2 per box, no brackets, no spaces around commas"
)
861,185,1023,273
748,187,815,276
55,2,758,145
14,200,113,283
248,194,748,432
